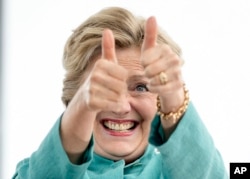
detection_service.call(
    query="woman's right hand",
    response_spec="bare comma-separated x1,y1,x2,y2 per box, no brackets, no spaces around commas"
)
80,29,128,113
60,29,128,164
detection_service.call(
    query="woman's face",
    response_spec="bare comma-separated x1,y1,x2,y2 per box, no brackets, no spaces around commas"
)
93,47,157,163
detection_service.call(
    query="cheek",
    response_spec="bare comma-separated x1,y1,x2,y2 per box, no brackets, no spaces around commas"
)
135,95,157,122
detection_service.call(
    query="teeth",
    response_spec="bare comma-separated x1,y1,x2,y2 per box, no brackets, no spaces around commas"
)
104,121,135,131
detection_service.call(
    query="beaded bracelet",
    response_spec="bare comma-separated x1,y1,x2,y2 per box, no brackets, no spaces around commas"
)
157,87,189,122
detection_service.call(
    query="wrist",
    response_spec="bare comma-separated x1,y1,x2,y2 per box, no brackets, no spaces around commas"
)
157,85,189,123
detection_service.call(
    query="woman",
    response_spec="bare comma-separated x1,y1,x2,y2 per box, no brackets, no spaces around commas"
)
13,7,228,178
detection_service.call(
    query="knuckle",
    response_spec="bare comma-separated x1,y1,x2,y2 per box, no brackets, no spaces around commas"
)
144,68,151,77
94,60,102,69
170,54,182,69
172,70,182,81
116,66,128,80
90,73,98,82
173,82,183,91
87,96,97,110
95,59,105,66
88,86,96,97
94,59,109,71
162,44,172,53
115,82,126,93
171,54,180,64
116,81,125,90
174,53,180,60
90,71,104,83
141,58,147,67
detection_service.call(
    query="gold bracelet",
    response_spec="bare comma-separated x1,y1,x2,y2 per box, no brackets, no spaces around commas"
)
157,87,189,122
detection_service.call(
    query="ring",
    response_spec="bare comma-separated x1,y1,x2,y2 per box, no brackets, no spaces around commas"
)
159,72,168,85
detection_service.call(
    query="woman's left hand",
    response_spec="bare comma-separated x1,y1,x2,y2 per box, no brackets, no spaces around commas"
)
141,17,185,120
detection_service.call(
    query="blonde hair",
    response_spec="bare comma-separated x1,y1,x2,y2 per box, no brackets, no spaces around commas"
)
62,7,181,106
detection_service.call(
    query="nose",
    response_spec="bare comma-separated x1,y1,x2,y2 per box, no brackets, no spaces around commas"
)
112,94,131,116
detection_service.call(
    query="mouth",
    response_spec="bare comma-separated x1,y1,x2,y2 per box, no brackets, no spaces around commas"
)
101,119,139,134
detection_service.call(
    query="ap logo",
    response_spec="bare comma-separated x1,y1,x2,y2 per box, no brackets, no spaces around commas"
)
230,163,250,179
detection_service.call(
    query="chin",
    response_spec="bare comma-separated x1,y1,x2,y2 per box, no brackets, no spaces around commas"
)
93,117,149,161
94,139,148,163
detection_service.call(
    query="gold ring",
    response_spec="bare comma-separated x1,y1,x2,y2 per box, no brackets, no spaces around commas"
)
159,72,168,85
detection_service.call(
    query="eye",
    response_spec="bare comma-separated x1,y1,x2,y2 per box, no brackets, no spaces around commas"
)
135,84,148,92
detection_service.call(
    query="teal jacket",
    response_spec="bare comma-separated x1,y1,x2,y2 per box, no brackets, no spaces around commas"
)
13,103,228,178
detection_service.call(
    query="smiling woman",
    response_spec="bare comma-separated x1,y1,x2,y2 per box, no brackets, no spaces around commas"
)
12,6,228,178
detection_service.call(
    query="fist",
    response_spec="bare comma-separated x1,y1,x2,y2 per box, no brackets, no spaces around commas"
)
82,29,128,112
141,17,185,113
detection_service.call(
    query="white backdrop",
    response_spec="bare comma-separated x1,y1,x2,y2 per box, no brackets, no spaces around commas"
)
2,0,250,178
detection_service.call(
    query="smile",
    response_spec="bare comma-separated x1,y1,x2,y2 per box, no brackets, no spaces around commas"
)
102,120,138,133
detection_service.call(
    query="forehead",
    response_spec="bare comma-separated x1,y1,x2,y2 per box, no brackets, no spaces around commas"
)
87,47,144,80
116,47,144,73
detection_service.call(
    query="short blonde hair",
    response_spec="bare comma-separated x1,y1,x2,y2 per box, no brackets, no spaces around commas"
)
62,7,181,106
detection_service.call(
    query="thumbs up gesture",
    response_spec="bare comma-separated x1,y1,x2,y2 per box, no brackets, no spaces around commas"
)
80,29,128,112
141,17,185,115
72,17,184,117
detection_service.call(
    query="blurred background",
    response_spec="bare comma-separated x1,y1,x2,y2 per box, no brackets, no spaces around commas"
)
1,0,250,178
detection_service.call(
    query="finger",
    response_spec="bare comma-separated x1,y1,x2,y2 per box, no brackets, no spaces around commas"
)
101,29,117,63
148,67,183,86
149,72,169,86
141,16,158,52
91,71,127,94
88,97,121,112
145,49,183,78
95,60,128,81
89,85,123,103
147,80,183,94
144,57,167,78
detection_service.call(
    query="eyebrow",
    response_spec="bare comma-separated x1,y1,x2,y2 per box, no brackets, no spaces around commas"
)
127,74,148,82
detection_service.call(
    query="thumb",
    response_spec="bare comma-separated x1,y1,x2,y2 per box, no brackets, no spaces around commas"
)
141,16,158,52
101,29,117,63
